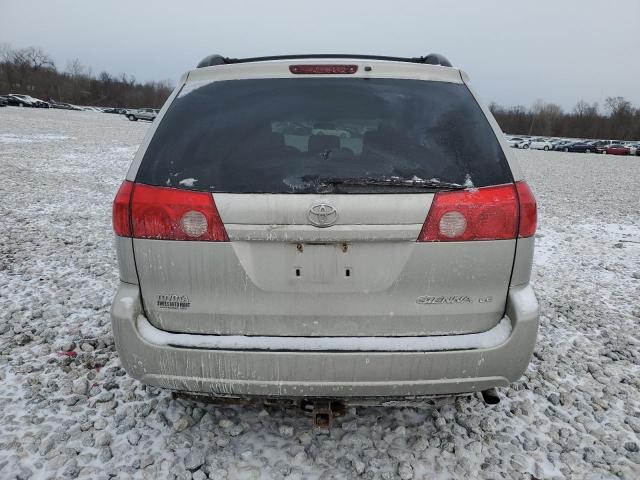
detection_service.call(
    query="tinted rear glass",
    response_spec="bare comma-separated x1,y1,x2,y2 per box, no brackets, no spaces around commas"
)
136,78,512,193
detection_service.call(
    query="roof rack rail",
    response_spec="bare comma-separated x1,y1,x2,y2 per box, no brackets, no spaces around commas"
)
196,53,453,68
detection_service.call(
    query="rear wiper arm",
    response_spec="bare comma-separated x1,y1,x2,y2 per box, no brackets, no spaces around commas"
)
302,176,467,190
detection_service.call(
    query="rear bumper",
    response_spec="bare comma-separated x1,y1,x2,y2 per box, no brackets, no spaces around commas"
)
110,283,539,398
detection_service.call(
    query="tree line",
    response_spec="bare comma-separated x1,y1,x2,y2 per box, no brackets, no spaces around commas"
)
490,98,640,141
0,44,172,109
2,44,639,140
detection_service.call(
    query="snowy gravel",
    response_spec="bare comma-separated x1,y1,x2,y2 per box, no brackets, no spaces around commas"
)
1,108,639,479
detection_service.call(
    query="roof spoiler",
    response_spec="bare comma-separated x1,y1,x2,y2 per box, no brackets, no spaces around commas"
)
196,53,453,69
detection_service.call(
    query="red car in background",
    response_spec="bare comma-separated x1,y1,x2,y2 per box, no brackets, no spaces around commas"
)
602,144,630,155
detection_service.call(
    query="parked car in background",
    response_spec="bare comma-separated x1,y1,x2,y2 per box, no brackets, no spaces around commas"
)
3,94,35,107
627,143,640,155
8,94,49,108
593,140,624,154
103,107,127,114
561,142,597,153
507,137,530,149
50,102,69,110
602,144,630,155
552,140,574,151
592,140,615,149
0,96,8,107
528,138,553,151
50,101,83,111
7,94,37,107
126,108,158,121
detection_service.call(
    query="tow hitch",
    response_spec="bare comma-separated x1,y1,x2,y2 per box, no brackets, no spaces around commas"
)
300,399,346,428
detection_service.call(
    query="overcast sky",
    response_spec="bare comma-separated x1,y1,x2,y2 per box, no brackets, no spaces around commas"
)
2,0,639,110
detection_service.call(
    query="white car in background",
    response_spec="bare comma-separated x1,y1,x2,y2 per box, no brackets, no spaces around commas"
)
125,108,159,122
507,137,530,149
528,138,554,151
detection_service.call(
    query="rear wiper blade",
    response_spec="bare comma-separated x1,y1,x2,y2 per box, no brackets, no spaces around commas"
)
302,176,467,190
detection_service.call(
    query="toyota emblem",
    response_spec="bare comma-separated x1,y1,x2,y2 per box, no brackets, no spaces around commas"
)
307,204,338,227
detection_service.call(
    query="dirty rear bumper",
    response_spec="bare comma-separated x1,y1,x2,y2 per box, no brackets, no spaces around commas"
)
110,283,539,398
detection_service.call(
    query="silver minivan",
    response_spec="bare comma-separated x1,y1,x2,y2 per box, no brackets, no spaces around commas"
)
111,54,539,409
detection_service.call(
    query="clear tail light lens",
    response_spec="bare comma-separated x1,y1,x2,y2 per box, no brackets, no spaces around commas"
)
112,181,228,241
180,210,209,238
438,211,467,238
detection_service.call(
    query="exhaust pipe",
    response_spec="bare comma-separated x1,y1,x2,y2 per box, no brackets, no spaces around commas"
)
481,388,500,405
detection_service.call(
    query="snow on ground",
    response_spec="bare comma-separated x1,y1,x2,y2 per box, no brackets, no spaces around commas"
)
0,107,639,480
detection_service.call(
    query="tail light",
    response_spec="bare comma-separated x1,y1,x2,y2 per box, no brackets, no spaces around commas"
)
515,181,537,238
418,181,536,242
113,180,133,237
112,181,228,241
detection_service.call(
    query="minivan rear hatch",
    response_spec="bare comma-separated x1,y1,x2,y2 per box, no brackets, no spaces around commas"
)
131,67,516,337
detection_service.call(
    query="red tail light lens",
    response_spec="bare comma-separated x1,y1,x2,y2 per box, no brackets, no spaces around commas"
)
418,184,519,242
289,64,358,74
515,181,537,238
113,180,133,237
119,183,228,241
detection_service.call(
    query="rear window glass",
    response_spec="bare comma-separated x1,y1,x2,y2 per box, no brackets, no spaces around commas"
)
136,78,512,193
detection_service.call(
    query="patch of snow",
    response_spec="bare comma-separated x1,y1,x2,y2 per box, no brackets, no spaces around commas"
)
463,173,474,188
178,177,197,187
0,133,71,143
0,110,639,480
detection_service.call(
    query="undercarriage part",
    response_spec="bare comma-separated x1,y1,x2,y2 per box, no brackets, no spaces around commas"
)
300,399,347,428
172,391,247,405
481,387,501,405
172,392,466,426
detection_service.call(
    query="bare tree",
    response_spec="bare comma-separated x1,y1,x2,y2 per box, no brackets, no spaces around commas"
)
66,58,90,78
529,100,563,136
2,44,634,137
0,45,172,108
489,98,639,141
573,100,598,117
605,96,633,117
23,47,55,70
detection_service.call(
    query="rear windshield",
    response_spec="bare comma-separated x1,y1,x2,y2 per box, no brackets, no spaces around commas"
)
136,78,512,193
